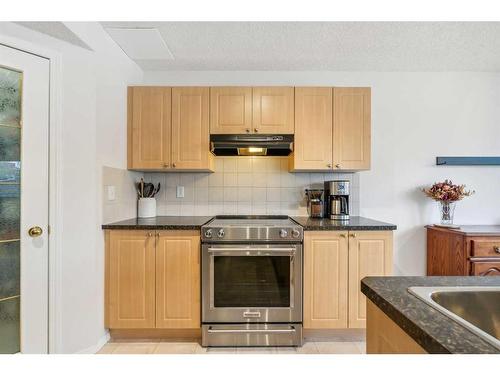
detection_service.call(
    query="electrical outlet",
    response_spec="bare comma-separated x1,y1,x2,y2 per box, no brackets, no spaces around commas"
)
107,185,116,201
176,186,185,198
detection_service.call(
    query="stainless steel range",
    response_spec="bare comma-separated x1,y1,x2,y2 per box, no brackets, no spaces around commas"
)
201,215,304,347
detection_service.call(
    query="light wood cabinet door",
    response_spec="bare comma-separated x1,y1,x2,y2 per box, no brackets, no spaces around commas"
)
210,87,252,134
304,231,349,329
156,231,200,329
128,87,171,170
333,88,371,170
348,231,393,328
107,230,156,328
292,87,333,170
252,87,294,134
171,87,212,170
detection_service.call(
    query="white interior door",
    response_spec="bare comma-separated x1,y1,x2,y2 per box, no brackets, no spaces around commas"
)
0,44,50,353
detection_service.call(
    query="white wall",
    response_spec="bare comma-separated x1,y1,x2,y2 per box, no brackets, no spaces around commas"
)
0,22,143,353
144,71,500,276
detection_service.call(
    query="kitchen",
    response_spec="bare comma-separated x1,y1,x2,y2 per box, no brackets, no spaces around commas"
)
1,6,500,373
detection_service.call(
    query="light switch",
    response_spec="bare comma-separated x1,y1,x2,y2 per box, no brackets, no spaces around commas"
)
107,185,116,201
176,186,185,198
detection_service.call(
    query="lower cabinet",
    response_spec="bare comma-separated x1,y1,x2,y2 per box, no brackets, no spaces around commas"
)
155,231,200,328
304,230,393,329
304,231,348,328
105,230,200,330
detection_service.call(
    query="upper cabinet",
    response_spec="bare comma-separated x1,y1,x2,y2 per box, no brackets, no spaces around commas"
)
210,87,253,134
128,87,171,170
252,87,295,134
290,87,371,172
333,88,371,170
171,87,213,170
127,86,370,172
128,86,213,172
292,87,333,171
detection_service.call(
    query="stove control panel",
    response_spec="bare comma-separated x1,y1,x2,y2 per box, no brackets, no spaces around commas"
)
201,220,303,242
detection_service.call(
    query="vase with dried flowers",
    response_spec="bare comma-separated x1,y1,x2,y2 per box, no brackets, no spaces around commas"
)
422,179,474,226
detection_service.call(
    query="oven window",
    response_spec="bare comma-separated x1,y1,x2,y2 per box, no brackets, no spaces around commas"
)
213,255,291,308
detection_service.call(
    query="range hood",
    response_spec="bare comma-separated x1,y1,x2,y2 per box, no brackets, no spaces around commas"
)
210,134,294,156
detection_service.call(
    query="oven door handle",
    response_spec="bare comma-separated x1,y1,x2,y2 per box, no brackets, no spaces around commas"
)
207,327,296,334
207,247,296,255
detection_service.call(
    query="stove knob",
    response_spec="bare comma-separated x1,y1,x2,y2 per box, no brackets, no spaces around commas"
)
217,229,225,238
279,229,288,238
292,229,300,238
204,229,212,238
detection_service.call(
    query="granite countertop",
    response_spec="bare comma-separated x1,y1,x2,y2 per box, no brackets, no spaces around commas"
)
102,216,214,230
361,276,500,354
291,216,397,231
426,224,500,236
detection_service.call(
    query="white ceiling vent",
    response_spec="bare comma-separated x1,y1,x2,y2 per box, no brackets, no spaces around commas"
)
105,28,174,60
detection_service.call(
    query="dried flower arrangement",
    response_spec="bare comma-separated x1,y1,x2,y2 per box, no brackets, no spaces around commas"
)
422,179,474,202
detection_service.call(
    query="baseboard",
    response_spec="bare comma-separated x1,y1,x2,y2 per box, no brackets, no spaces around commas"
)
76,331,110,354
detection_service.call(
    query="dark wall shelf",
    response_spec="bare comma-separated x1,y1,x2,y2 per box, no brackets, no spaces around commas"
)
436,157,500,166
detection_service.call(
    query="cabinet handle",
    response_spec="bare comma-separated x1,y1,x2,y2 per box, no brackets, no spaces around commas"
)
156,232,160,238
340,234,346,238
163,163,169,168
327,164,332,168
480,267,500,276
246,128,250,133
172,163,176,168
494,246,500,254
350,233,357,238
254,128,259,133
148,232,153,237
335,164,341,169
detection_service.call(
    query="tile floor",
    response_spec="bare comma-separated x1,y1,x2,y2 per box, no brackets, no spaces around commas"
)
97,340,366,354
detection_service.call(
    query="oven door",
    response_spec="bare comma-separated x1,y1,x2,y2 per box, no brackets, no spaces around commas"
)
202,243,302,323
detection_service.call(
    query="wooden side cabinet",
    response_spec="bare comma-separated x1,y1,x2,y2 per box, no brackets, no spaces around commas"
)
105,230,201,330
303,230,393,330
426,226,500,276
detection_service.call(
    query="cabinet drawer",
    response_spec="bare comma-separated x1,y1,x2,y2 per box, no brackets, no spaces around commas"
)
471,239,500,257
471,261,500,276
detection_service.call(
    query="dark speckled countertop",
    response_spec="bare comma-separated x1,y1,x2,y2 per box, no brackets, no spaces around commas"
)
291,216,397,231
102,216,213,230
362,276,500,354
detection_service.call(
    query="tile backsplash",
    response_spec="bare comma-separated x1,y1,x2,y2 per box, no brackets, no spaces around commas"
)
143,157,360,217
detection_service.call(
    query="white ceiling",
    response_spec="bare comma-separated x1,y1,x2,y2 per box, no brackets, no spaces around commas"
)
100,22,500,71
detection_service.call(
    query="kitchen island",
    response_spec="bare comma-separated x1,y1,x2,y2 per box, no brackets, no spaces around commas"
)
361,276,500,354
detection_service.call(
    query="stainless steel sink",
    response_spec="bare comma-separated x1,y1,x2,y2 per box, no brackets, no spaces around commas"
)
408,287,500,350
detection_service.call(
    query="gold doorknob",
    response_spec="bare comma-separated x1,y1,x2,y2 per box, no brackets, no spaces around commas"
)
28,226,43,237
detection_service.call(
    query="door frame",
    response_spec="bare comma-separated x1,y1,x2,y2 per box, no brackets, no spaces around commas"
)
0,32,63,353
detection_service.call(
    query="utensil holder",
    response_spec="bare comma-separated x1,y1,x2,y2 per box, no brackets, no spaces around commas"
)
138,197,156,218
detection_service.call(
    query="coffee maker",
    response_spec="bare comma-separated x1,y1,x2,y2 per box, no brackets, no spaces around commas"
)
324,180,350,221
